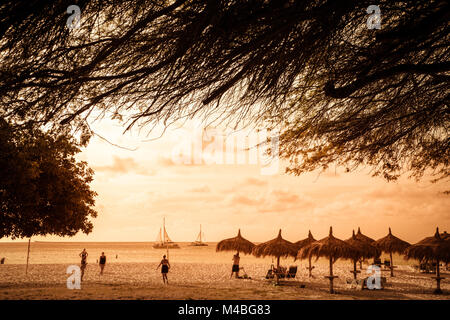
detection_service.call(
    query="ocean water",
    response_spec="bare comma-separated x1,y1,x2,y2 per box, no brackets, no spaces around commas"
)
0,241,415,269
0,242,272,265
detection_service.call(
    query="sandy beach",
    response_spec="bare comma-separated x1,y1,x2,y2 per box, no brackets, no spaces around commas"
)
1,262,449,300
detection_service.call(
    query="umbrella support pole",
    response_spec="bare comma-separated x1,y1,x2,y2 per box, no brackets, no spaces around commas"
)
350,260,360,279
328,277,335,294
389,252,394,277
324,257,338,294
308,256,313,277
274,256,280,285
433,259,443,294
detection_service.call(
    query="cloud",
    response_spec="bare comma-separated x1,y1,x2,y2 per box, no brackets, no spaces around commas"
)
271,189,300,203
156,155,175,167
93,156,155,175
243,177,268,186
228,194,261,206
188,185,211,193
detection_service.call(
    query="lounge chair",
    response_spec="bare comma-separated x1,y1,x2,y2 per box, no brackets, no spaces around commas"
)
286,266,298,279
346,278,359,289
265,267,286,279
419,263,429,273
419,262,436,273
265,266,289,279
276,266,287,279
373,258,382,267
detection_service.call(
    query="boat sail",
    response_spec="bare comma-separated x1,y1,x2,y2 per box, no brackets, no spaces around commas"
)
189,224,208,246
153,218,180,249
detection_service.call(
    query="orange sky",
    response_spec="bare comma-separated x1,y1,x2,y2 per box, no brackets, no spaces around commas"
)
3,117,449,244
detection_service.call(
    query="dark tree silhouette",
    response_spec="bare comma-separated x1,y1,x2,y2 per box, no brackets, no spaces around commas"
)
0,119,97,239
0,0,448,181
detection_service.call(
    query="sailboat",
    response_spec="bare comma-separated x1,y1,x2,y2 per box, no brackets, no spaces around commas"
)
189,224,208,246
153,218,180,249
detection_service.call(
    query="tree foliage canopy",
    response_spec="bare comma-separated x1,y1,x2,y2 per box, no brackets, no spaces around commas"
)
0,0,448,181
0,119,97,239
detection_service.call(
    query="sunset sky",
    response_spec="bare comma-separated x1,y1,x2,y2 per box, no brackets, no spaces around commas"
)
4,117,450,244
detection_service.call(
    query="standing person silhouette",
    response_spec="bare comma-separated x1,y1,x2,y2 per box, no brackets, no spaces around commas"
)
231,253,240,278
156,255,170,284
99,252,106,275
79,249,88,281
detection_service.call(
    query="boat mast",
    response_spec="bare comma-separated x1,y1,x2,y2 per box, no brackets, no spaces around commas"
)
163,217,166,244
164,217,169,259
199,224,202,243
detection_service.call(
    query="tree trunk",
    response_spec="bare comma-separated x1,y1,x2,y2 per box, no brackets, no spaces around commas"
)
275,256,280,285
434,259,442,294
308,256,312,277
353,260,357,279
390,251,394,277
25,238,31,275
329,256,334,293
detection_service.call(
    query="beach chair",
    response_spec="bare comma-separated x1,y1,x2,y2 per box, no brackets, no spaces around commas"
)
265,264,280,279
431,262,437,270
346,278,359,289
419,262,428,273
420,262,435,273
373,258,382,267
286,266,297,279
265,268,274,279
278,267,287,279
265,266,287,279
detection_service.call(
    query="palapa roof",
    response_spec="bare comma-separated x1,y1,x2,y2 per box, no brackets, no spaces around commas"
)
294,230,316,250
405,228,450,263
252,229,298,258
375,227,410,254
345,230,380,260
216,229,255,254
440,231,449,240
355,227,376,243
298,227,360,261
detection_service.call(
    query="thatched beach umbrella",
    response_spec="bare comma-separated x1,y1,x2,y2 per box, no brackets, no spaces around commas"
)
252,229,298,284
375,227,410,277
216,229,255,254
355,227,376,243
440,231,449,240
299,227,360,294
405,227,450,294
345,230,380,279
295,230,316,277
354,227,377,268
